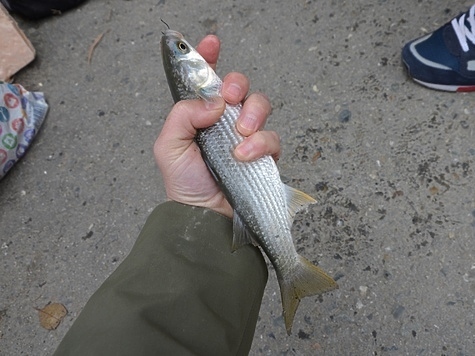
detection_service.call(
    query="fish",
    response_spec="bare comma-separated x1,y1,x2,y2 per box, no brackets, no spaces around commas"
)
161,29,338,334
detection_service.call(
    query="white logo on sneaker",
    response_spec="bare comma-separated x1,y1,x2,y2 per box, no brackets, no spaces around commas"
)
468,60,475,71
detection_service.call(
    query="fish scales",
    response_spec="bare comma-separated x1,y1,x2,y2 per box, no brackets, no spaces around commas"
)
200,130,285,241
199,108,297,277
198,112,286,235
161,29,338,334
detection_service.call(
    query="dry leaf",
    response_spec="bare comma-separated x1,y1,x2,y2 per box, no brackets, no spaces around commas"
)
429,186,439,195
87,30,110,64
37,303,68,330
312,151,321,163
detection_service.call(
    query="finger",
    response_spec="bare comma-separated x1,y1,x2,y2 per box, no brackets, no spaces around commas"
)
221,72,250,105
155,98,225,155
196,35,220,70
234,130,281,162
236,92,272,137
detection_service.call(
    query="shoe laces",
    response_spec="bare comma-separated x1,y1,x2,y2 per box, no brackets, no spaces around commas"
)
451,5,475,52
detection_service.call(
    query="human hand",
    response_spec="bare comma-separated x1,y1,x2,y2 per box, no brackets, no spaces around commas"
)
155,35,280,218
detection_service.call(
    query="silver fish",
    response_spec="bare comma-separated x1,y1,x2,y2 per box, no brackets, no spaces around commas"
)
161,29,338,334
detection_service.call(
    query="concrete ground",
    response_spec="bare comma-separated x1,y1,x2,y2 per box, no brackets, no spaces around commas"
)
1,0,474,354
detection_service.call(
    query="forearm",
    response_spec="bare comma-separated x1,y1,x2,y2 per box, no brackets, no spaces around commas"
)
53,201,268,356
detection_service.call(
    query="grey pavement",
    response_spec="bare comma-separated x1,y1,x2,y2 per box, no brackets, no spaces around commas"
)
1,0,474,354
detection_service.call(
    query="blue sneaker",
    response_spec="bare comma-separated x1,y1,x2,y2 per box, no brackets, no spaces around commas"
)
402,5,475,92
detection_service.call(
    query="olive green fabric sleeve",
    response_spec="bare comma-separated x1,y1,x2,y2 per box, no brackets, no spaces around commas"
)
53,201,268,356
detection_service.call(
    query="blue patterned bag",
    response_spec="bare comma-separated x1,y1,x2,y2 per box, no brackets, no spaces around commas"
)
0,82,48,179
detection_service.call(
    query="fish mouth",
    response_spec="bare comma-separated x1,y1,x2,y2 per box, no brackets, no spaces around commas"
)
161,29,185,49
161,30,182,65
160,29,187,62
161,29,198,103
162,29,184,39
161,30,180,50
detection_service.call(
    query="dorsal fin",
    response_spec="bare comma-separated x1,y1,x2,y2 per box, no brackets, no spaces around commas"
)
284,184,317,223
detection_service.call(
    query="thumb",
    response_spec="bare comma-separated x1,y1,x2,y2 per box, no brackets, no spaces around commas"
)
154,98,225,160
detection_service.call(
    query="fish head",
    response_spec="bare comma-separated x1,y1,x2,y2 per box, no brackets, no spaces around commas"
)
161,29,220,102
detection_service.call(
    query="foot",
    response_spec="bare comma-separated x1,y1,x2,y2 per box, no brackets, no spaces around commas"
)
402,5,475,92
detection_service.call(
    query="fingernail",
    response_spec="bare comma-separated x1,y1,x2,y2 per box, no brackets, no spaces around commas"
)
224,83,242,99
235,141,253,160
204,98,223,110
239,113,258,133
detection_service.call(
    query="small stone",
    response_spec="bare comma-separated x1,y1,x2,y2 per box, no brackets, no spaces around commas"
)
338,109,352,123
359,285,368,297
392,305,405,319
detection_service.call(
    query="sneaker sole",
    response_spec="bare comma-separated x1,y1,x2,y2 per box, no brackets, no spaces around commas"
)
403,57,475,93
413,78,475,92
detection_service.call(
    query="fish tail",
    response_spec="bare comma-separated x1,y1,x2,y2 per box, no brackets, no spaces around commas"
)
278,255,338,335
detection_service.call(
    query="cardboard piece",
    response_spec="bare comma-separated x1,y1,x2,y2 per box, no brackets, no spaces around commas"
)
0,4,35,81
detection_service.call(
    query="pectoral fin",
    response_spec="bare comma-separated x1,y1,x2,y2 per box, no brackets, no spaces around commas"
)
196,79,222,101
232,213,258,251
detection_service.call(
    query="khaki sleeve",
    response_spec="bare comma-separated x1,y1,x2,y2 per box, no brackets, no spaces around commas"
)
53,201,268,356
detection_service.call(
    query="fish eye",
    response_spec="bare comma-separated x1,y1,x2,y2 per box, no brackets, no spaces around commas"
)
177,41,188,53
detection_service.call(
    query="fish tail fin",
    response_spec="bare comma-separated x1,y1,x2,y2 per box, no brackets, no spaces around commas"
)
278,255,338,335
